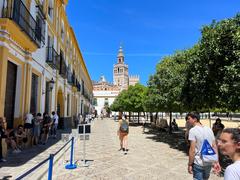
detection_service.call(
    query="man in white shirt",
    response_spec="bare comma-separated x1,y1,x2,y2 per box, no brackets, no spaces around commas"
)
186,112,221,180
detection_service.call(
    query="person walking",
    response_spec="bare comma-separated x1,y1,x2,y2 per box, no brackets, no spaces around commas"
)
32,113,42,145
218,128,240,180
186,112,221,180
51,111,59,138
118,115,129,155
212,118,225,137
41,112,52,145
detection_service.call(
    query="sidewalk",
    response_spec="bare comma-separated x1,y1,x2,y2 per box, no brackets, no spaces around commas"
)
0,131,69,179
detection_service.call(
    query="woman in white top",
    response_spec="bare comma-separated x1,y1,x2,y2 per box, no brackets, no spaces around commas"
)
218,128,240,180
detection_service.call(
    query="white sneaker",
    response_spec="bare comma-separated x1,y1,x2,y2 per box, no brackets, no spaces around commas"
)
0,158,7,162
13,149,20,154
17,149,22,153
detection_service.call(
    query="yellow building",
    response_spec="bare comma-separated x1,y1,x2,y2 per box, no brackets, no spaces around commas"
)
0,0,93,129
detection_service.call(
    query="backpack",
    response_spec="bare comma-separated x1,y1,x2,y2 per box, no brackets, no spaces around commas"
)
200,131,218,163
120,120,129,133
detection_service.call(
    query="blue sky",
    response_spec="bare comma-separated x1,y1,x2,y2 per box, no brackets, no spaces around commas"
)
66,0,240,85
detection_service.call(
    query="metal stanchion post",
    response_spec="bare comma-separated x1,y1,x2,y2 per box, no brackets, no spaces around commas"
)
65,137,77,169
48,154,54,180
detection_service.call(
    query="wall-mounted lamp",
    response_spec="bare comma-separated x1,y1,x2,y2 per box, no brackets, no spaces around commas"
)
49,78,55,91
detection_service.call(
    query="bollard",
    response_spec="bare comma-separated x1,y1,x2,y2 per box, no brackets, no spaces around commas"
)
48,154,54,180
65,137,77,169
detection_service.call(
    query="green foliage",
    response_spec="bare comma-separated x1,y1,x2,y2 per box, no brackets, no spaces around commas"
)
145,51,188,112
147,13,240,112
110,83,147,113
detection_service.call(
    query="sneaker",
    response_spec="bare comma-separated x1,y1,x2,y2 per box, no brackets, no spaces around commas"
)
16,149,22,153
13,149,20,154
0,158,7,162
122,148,125,151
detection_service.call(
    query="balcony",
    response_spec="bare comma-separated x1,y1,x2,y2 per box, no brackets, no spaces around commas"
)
46,47,59,69
67,71,74,85
59,58,67,79
76,80,81,92
1,0,45,48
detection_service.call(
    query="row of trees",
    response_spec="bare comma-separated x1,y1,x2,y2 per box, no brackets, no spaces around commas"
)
110,14,240,129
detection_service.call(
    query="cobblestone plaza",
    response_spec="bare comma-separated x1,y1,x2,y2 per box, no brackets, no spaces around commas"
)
0,118,223,180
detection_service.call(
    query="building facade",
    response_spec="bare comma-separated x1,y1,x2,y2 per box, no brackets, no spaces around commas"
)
93,46,139,115
0,0,93,129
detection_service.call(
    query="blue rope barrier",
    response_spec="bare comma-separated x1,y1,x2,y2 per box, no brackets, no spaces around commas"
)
16,136,74,179
53,137,73,156
65,137,77,169
16,157,50,180
48,154,54,180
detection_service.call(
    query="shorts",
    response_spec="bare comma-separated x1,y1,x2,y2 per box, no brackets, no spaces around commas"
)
24,123,33,129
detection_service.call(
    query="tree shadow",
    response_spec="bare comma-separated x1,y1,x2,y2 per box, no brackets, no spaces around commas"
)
0,129,71,168
143,125,233,176
144,125,188,155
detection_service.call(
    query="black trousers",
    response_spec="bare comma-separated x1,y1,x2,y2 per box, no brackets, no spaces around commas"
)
0,137,2,159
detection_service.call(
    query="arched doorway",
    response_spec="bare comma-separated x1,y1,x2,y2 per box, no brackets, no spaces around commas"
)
57,88,64,129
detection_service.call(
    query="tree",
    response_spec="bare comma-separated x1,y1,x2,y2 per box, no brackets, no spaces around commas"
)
127,83,147,123
146,51,188,132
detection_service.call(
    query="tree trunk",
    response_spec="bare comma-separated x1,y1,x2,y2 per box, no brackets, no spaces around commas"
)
154,112,158,125
150,112,153,123
129,112,131,122
169,111,172,134
138,112,140,124
208,111,211,128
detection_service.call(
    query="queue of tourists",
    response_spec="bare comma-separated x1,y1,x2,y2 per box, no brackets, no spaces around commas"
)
0,111,59,162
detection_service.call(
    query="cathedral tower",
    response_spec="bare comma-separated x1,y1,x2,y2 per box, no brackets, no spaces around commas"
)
113,46,129,90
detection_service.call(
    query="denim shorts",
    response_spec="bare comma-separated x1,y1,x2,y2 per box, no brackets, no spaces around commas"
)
193,163,212,180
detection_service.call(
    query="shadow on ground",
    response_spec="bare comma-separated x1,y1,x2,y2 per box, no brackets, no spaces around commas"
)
0,129,71,168
144,124,233,176
144,125,188,155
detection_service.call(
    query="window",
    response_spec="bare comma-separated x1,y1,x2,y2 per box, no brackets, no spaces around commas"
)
61,21,65,41
104,98,109,106
93,98,98,106
48,0,54,19
30,74,39,114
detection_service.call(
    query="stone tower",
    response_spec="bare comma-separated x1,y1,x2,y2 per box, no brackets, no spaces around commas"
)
113,46,129,90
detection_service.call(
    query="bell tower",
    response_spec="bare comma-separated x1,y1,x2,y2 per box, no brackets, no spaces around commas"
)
113,46,129,90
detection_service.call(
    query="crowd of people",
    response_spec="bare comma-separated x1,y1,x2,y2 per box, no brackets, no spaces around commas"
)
0,111,59,162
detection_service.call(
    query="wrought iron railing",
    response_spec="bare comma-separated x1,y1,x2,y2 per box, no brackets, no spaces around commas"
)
1,0,45,47
59,58,67,79
46,47,59,69
67,70,74,85
76,80,81,92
